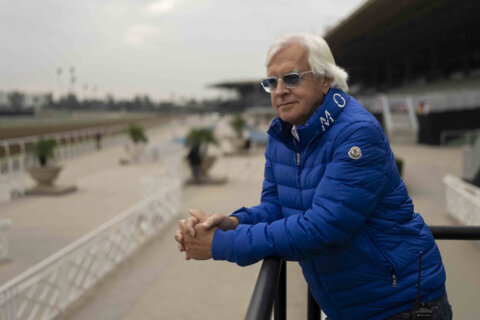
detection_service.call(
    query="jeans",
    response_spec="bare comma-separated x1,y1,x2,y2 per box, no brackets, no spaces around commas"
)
385,294,453,320
325,294,452,320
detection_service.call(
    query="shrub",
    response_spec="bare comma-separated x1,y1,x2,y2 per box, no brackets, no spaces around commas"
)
33,138,57,166
127,125,148,144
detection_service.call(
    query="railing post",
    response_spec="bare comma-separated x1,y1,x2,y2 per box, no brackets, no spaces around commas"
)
58,258,70,312
245,257,282,320
274,260,286,320
308,287,320,320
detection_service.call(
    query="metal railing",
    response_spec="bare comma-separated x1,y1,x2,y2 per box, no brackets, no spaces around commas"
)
0,163,182,320
245,226,480,320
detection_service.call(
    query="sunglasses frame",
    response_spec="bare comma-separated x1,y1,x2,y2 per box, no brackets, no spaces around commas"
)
260,70,313,93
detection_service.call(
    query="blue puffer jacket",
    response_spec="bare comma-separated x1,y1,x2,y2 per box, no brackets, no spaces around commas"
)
212,88,446,320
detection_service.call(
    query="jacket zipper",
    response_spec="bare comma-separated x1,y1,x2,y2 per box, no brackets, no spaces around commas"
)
367,230,398,287
295,152,306,208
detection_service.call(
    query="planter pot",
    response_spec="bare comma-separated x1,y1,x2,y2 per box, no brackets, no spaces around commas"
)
125,142,146,163
28,165,62,187
200,155,216,177
187,155,227,185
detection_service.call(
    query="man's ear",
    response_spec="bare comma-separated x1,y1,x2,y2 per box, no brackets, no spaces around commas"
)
322,77,332,95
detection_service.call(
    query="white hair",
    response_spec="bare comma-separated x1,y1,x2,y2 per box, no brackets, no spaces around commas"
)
266,32,349,92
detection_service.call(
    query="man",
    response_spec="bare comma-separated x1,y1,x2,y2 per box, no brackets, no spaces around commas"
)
175,33,452,320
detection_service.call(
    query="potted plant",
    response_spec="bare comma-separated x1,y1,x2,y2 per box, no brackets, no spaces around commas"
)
28,138,62,187
185,127,218,183
127,125,148,144
229,114,251,152
125,125,148,162
229,114,246,139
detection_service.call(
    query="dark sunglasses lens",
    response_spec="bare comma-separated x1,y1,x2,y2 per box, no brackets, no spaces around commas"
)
261,78,277,92
283,73,300,86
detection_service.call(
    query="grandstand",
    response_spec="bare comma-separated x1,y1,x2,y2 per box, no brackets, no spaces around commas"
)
324,0,480,147
324,0,480,92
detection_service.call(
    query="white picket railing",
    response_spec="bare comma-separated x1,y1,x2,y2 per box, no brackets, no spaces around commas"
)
0,165,182,320
0,125,128,202
0,220,11,261
444,174,480,226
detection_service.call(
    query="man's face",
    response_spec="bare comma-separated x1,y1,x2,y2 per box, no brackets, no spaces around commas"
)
267,43,331,126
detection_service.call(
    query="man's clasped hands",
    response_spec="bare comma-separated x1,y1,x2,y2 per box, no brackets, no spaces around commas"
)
174,209,239,260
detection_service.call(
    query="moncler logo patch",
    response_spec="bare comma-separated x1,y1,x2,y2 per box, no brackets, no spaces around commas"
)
333,93,346,108
348,146,362,159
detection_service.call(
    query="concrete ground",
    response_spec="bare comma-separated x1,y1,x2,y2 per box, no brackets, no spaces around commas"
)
57,150,309,320
1,123,480,319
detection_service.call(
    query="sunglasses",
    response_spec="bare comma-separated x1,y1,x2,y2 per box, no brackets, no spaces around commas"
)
260,70,313,93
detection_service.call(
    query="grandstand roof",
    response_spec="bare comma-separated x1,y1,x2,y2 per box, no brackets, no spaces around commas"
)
324,0,480,91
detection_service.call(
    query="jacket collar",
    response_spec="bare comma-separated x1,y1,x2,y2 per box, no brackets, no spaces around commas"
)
268,88,350,150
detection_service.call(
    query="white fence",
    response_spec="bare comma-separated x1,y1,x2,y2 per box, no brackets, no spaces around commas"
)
444,174,480,225
0,220,11,261
0,166,182,320
0,125,127,202
460,132,480,181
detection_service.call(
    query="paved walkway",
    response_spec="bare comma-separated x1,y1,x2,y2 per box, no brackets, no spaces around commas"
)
2,123,480,319
58,150,309,320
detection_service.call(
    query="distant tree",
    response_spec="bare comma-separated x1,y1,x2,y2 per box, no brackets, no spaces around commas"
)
7,91,25,110
106,94,116,110
133,96,143,111
43,93,55,109
58,93,80,110
142,95,153,111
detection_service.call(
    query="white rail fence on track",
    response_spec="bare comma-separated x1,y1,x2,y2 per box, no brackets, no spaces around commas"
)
0,219,11,261
0,125,128,202
444,174,480,226
0,162,182,320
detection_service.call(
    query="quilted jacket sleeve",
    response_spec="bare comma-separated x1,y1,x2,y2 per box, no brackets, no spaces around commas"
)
230,144,283,225
212,122,388,266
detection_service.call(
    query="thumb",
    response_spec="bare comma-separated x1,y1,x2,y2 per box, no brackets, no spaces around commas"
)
203,215,221,229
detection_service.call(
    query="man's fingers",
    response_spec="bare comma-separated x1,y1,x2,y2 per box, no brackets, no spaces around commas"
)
174,228,184,244
184,216,198,237
178,219,186,232
188,209,206,222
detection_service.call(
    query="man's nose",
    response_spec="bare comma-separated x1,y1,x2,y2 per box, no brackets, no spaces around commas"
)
274,79,289,96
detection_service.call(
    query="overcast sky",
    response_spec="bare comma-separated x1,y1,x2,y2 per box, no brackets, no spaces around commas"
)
0,0,365,101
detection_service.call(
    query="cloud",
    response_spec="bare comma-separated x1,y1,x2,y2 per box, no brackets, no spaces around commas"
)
145,0,177,15
125,24,159,46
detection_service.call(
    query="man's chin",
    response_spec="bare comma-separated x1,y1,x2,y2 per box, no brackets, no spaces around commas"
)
278,113,297,125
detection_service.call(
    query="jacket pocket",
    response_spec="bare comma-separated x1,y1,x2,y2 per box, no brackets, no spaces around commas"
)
365,230,399,286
